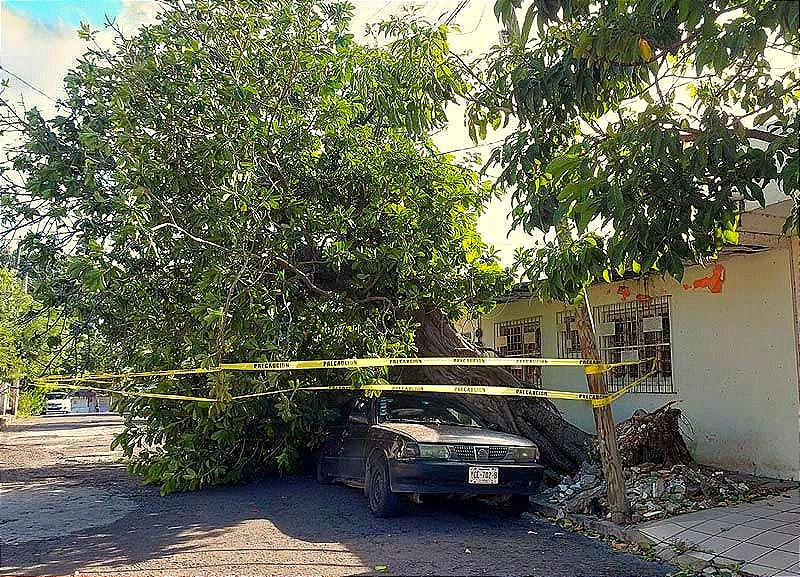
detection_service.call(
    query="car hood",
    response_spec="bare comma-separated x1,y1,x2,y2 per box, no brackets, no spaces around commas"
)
374,422,535,447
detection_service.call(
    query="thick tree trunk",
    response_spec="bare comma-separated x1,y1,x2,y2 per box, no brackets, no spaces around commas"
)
573,293,631,524
395,307,591,477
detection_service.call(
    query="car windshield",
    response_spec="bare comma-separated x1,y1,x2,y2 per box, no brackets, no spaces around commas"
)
377,394,484,427
46,392,68,400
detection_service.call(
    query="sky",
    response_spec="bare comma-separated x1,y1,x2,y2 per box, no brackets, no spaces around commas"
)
0,0,532,261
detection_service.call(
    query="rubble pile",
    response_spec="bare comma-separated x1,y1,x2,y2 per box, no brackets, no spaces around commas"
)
544,461,770,523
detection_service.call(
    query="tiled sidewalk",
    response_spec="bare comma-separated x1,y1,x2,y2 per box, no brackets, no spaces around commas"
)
639,489,799,576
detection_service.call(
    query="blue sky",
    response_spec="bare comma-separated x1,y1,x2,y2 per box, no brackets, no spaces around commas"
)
4,0,123,27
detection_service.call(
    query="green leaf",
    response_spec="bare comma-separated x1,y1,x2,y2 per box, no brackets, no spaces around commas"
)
573,32,592,59
521,4,537,43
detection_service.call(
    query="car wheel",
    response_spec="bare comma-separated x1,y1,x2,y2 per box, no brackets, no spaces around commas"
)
316,454,333,485
501,494,530,516
366,454,398,518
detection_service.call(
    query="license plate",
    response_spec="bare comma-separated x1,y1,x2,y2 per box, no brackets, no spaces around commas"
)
468,466,499,485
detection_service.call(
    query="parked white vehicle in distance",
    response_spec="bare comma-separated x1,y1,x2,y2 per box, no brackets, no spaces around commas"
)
45,392,71,415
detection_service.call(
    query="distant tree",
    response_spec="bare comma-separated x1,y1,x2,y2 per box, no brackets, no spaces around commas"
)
0,268,69,382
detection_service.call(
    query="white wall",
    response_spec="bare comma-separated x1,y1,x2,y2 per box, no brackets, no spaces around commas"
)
477,245,800,480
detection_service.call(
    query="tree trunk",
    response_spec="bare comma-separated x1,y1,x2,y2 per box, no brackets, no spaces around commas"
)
573,292,630,524
395,307,592,477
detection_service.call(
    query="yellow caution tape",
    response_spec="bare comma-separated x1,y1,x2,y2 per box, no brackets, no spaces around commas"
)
35,381,219,402
34,357,656,407
592,358,658,407
219,356,631,373
36,366,221,384
35,357,645,386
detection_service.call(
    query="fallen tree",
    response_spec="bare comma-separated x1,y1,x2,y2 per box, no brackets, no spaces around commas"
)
1,0,590,493
400,307,591,476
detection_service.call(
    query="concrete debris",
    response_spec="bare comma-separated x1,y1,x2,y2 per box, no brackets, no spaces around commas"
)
543,461,786,523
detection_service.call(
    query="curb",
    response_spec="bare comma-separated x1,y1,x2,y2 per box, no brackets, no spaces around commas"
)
529,498,649,542
530,499,752,575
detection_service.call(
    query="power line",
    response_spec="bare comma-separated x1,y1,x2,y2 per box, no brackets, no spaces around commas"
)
0,64,58,103
365,0,393,22
443,0,470,25
453,0,486,35
439,138,505,155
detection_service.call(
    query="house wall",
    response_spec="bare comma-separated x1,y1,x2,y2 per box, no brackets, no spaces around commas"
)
474,245,799,480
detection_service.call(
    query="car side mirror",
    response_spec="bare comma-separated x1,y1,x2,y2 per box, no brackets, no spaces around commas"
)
349,414,369,426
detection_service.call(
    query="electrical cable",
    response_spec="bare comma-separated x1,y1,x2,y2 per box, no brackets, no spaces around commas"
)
0,64,57,103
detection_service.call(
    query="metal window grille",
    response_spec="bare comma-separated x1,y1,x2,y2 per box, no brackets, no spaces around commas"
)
593,296,674,393
494,316,542,386
556,310,583,359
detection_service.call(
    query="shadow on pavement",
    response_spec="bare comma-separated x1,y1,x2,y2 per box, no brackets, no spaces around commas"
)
2,470,675,577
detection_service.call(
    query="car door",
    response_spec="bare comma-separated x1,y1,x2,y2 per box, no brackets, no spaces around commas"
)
338,397,371,481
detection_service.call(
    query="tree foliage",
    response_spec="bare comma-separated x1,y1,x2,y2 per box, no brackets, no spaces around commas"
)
0,0,511,492
0,268,70,382
470,0,799,302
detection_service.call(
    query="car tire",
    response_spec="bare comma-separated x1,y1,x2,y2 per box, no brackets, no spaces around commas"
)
316,455,333,485
366,454,398,518
502,494,530,516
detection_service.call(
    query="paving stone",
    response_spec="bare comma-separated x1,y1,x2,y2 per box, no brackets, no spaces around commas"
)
700,535,740,555
767,512,800,524
693,519,738,536
720,542,774,563
749,531,797,550
739,562,776,576
718,524,767,541
742,505,782,516
747,518,789,531
672,512,723,528
719,512,763,523
777,537,799,553
770,501,800,512
641,522,685,542
752,549,800,571
671,529,712,546
775,524,800,537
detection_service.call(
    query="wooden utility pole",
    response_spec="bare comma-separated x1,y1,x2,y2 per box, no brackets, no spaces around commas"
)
574,289,630,523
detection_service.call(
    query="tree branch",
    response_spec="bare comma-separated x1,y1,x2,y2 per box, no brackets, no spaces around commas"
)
274,256,333,298
678,127,782,143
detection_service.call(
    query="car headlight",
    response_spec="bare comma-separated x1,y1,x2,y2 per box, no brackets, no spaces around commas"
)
418,443,450,460
398,440,420,459
510,446,539,463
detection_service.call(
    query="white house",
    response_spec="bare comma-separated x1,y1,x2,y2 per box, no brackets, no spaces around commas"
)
459,199,799,481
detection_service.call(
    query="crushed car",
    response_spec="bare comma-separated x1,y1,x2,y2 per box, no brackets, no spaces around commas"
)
317,393,544,517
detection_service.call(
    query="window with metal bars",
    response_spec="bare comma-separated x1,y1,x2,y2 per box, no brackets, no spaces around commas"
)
593,296,674,393
494,316,542,386
556,310,583,359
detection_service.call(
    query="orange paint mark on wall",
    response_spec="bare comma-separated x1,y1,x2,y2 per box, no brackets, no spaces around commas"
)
617,285,631,300
690,263,725,294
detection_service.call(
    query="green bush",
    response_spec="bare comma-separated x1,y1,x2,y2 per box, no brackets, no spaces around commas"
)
17,388,46,417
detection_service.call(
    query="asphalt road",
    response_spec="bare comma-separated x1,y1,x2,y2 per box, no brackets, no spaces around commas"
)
0,415,676,576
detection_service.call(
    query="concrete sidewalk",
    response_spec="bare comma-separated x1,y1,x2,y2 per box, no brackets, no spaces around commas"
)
639,489,800,576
